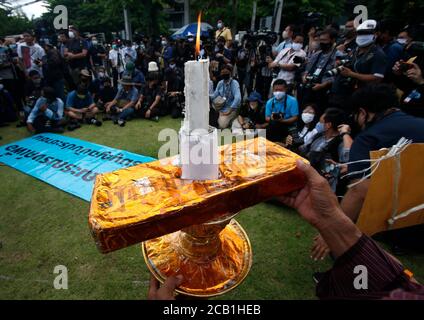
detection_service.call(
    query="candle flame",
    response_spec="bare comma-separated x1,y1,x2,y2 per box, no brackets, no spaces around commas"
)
195,12,202,58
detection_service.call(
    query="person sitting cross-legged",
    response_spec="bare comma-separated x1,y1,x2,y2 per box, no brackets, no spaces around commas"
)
26,86,65,134
104,76,139,127
65,84,102,131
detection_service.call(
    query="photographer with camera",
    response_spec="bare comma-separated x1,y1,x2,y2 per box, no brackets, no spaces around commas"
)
393,59,424,118
232,91,266,135
302,108,352,191
284,103,319,152
267,33,306,92
265,79,299,142
329,20,388,112
301,28,338,113
273,25,295,56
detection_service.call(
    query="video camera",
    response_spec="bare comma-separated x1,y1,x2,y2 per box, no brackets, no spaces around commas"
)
244,30,278,47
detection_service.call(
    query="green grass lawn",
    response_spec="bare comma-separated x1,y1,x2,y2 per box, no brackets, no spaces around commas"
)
0,117,423,300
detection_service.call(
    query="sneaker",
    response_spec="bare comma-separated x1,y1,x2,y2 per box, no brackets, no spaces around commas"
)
312,272,326,284
90,118,102,127
117,119,125,127
153,116,159,122
113,118,118,125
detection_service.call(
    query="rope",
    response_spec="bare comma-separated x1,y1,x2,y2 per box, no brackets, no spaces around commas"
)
336,137,424,227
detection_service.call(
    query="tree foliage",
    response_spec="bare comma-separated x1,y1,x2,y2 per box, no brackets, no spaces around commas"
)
0,8,34,37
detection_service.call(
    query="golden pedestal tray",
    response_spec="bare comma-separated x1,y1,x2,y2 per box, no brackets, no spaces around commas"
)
89,137,307,297
142,213,252,297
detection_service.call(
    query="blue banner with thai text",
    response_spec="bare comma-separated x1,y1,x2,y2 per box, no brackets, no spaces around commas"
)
0,133,155,201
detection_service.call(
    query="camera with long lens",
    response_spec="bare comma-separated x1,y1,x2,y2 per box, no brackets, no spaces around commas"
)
326,59,352,77
288,125,304,149
304,75,319,89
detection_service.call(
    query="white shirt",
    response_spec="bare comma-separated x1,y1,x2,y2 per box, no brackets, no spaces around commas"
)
299,126,318,146
109,49,124,73
273,47,306,84
120,47,137,63
17,42,45,76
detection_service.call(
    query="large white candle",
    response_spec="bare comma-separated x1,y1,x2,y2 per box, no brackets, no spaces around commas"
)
183,59,210,133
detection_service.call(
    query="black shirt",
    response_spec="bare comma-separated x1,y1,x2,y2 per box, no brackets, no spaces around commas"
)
141,84,163,107
89,44,106,66
348,111,424,180
66,38,88,69
239,103,266,125
352,44,388,83
164,67,184,92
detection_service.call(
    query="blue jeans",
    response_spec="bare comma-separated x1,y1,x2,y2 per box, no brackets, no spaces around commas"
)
118,107,135,120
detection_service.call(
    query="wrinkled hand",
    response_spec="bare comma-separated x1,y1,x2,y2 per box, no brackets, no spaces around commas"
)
406,63,424,85
311,234,330,260
276,160,341,230
147,275,183,300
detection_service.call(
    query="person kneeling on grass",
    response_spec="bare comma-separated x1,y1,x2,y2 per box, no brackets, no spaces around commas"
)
134,72,162,122
65,84,102,131
231,91,267,136
27,86,65,134
103,76,139,127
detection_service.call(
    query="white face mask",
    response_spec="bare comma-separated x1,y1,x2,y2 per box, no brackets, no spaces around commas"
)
161,41,167,46
397,38,407,45
282,31,289,40
92,40,98,45
291,43,303,51
301,112,315,124
356,34,375,48
69,31,75,39
273,91,285,100
217,23,223,29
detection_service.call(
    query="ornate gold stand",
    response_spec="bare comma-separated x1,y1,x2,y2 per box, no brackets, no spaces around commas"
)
142,213,252,297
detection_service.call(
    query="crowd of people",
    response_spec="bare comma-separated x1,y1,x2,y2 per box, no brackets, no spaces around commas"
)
1,17,424,299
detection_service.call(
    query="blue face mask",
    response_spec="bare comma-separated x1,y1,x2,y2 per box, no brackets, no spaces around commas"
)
315,122,325,133
273,91,285,100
